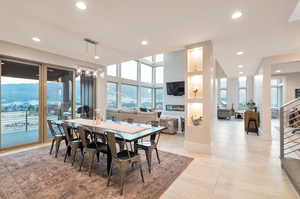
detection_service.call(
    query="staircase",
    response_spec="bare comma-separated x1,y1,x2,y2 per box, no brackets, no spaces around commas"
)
280,98,300,195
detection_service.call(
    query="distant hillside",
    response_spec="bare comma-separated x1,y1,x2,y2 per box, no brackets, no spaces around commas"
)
1,82,80,104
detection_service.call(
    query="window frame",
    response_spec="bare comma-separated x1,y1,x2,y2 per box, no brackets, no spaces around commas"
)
140,63,153,84
218,78,228,109
271,78,283,108
238,76,247,110
106,55,164,110
106,81,118,109
106,64,117,77
154,87,164,110
120,83,138,109
120,60,138,81
140,86,154,109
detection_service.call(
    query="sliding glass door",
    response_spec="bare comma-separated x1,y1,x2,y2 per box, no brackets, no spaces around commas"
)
46,66,74,138
0,60,40,149
0,59,78,150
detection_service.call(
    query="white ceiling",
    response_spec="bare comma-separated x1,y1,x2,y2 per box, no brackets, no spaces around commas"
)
272,61,300,75
1,0,300,77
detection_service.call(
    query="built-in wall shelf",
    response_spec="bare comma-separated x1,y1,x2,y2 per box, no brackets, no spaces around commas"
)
187,98,203,103
187,71,203,76
187,74,203,99
187,47,203,73
184,41,214,154
186,47,204,127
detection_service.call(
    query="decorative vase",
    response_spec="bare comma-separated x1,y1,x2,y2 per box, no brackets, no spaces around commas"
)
95,109,102,125
192,88,198,97
191,115,202,126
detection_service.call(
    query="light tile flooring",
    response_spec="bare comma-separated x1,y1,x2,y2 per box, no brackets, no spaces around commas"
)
159,119,299,199
0,119,298,199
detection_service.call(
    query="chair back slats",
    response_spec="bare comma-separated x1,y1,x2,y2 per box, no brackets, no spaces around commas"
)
47,120,57,137
106,132,118,159
61,123,73,143
150,131,161,146
78,127,93,148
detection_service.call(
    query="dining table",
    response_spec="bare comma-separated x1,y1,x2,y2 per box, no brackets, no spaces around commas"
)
55,119,167,174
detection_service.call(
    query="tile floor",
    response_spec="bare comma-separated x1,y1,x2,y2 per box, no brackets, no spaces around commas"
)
0,119,298,199
159,119,299,199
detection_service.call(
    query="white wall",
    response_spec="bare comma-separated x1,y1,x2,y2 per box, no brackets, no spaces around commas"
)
254,73,263,111
0,40,101,69
163,49,186,117
0,40,107,117
278,72,300,103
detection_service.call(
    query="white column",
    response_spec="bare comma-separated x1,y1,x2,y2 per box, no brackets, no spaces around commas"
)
261,63,272,139
96,67,107,119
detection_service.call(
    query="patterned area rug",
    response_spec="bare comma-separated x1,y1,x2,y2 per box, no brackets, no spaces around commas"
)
0,146,193,199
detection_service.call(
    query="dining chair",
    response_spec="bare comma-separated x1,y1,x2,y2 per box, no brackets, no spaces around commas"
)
136,130,161,173
106,131,144,195
47,120,66,158
61,123,83,166
78,127,108,176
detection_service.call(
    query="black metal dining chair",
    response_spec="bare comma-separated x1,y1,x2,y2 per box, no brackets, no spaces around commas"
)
61,123,83,166
106,131,144,195
47,120,66,158
78,127,108,176
136,130,161,173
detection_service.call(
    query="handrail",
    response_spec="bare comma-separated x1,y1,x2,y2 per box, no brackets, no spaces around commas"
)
280,98,300,160
281,97,300,108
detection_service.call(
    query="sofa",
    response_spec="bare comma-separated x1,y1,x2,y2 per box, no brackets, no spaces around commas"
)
217,109,232,120
106,109,158,124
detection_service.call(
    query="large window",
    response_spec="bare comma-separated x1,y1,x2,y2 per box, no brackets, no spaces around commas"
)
218,78,227,108
121,84,137,108
155,54,164,63
141,64,153,84
143,56,153,63
271,79,283,108
140,87,153,109
106,64,117,77
155,67,164,84
107,82,118,108
107,57,164,110
121,61,137,81
238,76,247,109
155,88,163,110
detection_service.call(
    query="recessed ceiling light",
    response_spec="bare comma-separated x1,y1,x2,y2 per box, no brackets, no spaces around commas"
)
94,55,100,60
76,1,87,10
276,70,281,73
141,40,148,45
236,51,244,55
239,71,244,75
32,37,41,42
232,11,243,19
238,65,244,68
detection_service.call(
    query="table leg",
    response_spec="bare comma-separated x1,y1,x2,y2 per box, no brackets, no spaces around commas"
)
107,146,112,175
67,146,71,156
134,140,138,154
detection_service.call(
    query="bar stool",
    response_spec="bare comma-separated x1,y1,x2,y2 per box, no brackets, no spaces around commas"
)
247,118,259,136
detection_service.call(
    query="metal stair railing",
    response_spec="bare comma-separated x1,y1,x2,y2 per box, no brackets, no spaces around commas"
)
280,97,300,159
